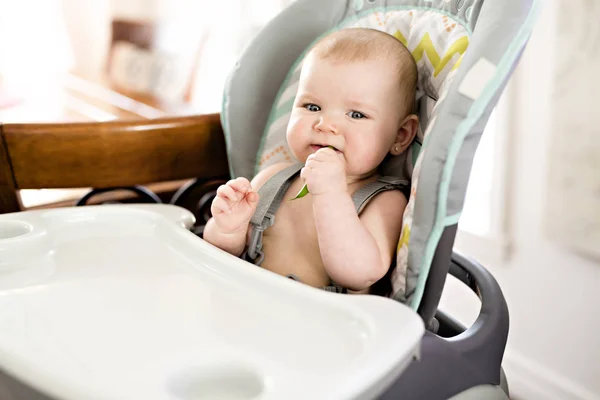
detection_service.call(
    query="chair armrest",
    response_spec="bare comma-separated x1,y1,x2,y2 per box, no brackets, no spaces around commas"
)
444,250,509,385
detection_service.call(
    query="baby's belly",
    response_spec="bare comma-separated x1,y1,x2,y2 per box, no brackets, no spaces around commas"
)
260,235,330,288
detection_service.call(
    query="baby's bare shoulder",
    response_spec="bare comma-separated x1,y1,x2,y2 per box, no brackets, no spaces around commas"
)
359,189,408,255
360,189,408,221
250,162,295,192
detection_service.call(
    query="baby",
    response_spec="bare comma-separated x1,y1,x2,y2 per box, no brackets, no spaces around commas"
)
204,27,418,294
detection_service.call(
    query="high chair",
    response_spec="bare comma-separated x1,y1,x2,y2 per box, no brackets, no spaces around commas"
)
0,0,541,398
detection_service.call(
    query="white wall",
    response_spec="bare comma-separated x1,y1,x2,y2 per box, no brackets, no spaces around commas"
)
60,0,159,79
446,0,600,398
58,0,294,109
0,0,74,80
61,0,111,78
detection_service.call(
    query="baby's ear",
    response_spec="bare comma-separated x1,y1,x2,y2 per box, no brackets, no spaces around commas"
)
390,114,419,156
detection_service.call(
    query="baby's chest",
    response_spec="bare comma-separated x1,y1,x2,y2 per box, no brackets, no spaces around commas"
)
267,192,318,247
260,193,328,286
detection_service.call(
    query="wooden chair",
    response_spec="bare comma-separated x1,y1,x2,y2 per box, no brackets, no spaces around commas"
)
0,113,230,233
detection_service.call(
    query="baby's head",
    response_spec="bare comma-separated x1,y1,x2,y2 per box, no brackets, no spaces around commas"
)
286,27,419,179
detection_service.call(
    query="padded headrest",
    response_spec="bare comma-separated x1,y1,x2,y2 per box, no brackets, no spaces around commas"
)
257,9,470,184
223,0,480,181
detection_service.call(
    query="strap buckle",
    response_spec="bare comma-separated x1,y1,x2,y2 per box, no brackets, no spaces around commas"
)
246,213,276,266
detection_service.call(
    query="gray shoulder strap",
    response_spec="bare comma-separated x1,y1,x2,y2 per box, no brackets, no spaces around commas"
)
246,163,302,264
246,169,409,265
352,176,410,214
250,163,303,226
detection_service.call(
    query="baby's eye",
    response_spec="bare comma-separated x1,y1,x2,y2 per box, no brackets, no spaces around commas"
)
348,111,366,119
304,104,320,112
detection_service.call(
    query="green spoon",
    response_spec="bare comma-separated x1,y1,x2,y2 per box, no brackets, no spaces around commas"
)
290,146,334,200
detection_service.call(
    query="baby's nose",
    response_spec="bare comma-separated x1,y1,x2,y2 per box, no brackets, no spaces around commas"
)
314,115,339,134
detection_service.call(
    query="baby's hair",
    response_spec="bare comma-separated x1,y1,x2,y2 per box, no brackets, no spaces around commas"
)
308,28,417,118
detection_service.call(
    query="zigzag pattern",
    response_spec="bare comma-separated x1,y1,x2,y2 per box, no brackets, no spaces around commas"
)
393,30,468,76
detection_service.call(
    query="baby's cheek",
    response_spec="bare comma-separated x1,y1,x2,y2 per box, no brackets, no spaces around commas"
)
350,146,384,174
286,120,309,160
286,117,302,139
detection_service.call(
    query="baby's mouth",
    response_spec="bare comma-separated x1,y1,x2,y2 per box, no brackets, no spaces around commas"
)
311,144,340,152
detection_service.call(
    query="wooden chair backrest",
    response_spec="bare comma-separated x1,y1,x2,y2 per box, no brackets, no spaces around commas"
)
0,113,229,214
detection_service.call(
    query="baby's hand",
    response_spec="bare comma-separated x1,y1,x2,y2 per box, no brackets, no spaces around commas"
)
210,178,259,234
301,147,346,196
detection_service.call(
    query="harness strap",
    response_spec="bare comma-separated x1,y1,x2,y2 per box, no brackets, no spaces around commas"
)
245,164,302,264
352,176,411,214
250,164,303,226
246,167,410,294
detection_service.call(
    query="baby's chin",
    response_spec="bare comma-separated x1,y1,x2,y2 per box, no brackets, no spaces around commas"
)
349,168,381,181
345,159,384,178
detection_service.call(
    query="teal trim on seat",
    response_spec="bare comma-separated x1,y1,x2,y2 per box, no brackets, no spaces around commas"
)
409,0,542,311
444,212,462,226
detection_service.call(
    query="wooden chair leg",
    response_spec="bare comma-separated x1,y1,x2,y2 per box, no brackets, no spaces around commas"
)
0,187,21,214
0,131,22,214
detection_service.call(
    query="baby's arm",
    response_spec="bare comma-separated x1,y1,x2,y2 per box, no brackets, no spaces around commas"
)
203,177,259,257
312,190,407,291
300,147,406,291
203,163,291,256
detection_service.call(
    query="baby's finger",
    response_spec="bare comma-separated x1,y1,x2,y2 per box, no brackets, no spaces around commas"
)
312,150,332,162
308,152,326,163
211,196,230,214
228,177,251,193
309,154,321,164
216,184,239,202
300,166,311,181
246,191,259,205
317,148,343,165
316,147,336,156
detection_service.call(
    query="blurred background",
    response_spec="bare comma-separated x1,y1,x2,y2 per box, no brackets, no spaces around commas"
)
0,0,598,399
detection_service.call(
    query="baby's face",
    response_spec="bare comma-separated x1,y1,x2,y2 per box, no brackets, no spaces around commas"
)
286,54,406,180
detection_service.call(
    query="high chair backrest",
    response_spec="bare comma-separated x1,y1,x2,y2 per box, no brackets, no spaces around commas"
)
221,0,540,324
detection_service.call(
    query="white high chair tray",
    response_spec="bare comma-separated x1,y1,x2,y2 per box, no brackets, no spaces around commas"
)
0,205,424,400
